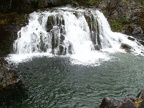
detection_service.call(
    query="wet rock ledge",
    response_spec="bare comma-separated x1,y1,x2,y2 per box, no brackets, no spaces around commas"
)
97,90,144,108
0,58,23,99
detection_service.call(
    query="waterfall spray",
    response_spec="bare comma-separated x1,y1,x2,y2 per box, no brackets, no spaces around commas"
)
8,7,144,64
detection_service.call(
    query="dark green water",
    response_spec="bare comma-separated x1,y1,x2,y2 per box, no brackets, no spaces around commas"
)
2,53,144,108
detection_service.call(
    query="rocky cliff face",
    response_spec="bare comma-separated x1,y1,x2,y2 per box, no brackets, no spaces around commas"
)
1,0,144,35
97,0,144,36
0,12,28,56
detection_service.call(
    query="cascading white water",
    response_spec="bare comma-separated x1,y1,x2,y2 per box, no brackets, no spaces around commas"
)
13,9,95,55
94,10,144,54
14,12,56,54
8,7,144,65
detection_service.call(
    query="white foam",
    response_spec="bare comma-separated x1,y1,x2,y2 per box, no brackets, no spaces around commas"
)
7,53,53,64
70,51,110,66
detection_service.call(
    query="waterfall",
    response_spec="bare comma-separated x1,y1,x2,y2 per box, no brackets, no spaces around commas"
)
13,9,95,55
9,7,144,64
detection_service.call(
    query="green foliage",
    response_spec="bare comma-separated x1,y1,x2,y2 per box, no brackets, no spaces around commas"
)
60,0,73,5
15,14,28,26
119,16,129,24
141,0,144,5
110,20,122,32
87,0,98,5
61,0,98,6
110,16,130,32
0,81,7,88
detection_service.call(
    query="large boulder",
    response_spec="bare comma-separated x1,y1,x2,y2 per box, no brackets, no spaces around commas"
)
0,58,23,99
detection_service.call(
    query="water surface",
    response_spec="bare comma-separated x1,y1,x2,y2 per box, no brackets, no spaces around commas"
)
3,53,144,108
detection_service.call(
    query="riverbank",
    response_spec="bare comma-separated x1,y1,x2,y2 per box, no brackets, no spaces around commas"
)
97,90,144,108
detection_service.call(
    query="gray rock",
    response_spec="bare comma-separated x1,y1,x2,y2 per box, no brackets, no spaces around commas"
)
132,26,143,35
120,43,132,52
139,40,144,46
128,36,135,41
58,44,66,55
118,98,136,108
99,97,119,108
0,58,22,90
137,90,144,99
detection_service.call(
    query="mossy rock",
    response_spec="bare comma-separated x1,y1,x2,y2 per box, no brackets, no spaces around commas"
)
120,43,132,52
109,16,130,32
110,20,123,32
86,0,99,6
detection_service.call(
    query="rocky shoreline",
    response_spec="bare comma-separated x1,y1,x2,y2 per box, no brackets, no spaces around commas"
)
0,58,24,101
97,90,144,108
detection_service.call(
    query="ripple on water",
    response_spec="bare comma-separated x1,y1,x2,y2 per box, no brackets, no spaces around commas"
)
3,54,144,108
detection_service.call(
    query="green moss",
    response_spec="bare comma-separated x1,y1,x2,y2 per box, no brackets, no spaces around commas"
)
141,0,144,5
119,16,129,24
110,16,130,32
15,14,28,26
61,0,98,6
110,20,122,32
87,0,98,5
2,83,6,88
61,0,73,5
